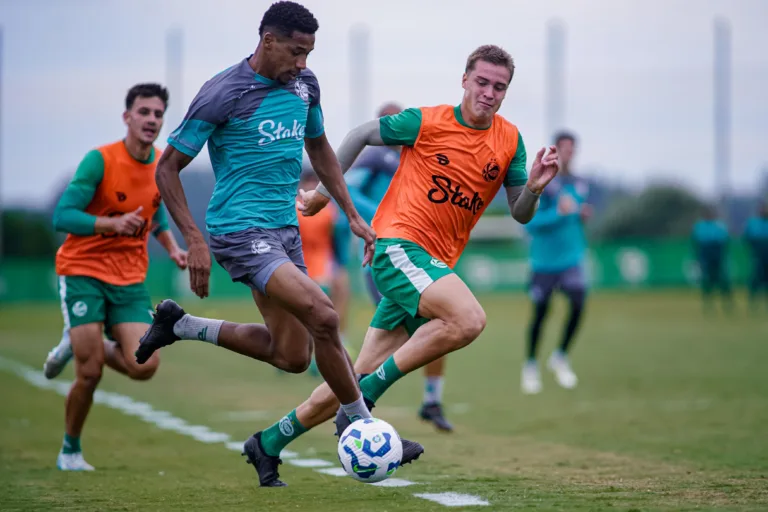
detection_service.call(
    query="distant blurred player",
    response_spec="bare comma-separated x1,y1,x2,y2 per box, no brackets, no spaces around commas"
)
521,131,591,394
692,206,732,313
295,168,353,375
344,102,453,432
744,201,768,310
42,83,188,471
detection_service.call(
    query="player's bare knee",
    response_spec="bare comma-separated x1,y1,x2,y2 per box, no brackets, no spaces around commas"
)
280,352,311,374
455,306,487,347
308,303,340,341
76,360,103,390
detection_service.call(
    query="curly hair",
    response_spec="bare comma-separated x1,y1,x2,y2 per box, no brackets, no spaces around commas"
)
125,83,169,110
465,45,515,81
259,1,319,38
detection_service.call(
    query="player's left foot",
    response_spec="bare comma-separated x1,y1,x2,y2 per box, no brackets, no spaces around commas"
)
419,402,453,432
242,432,287,487
135,299,184,364
547,351,578,389
43,332,73,380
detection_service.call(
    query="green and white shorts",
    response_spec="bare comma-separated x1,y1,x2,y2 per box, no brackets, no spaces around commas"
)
369,238,454,335
58,275,154,332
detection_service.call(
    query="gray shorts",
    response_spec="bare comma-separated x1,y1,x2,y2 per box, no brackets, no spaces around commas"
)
210,226,307,295
528,265,587,304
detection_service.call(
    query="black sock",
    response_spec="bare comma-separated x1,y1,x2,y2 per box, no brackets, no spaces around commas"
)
559,290,585,353
527,300,550,361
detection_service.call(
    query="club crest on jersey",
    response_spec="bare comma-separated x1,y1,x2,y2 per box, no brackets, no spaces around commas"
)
294,79,309,103
482,158,500,182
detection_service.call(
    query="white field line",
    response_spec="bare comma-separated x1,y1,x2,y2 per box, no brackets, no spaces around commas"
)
0,356,488,507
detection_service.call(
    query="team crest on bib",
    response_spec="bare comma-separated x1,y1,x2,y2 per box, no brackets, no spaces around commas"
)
72,301,88,317
482,158,500,182
295,79,309,103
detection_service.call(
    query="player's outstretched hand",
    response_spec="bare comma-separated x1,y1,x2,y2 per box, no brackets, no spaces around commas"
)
170,248,189,270
527,146,560,194
112,206,145,236
297,188,330,217
349,215,377,266
187,240,211,298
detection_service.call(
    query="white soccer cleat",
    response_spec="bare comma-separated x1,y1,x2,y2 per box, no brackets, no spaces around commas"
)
521,361,542,394
56,452,95,471
44,331,74,380
547,352,578,389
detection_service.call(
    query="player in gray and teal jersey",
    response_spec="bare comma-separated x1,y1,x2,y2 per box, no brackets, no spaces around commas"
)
133,1,393,487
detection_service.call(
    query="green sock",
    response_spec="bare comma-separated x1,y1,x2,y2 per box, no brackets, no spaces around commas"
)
260,409,308,457
359,355,405,404
62,433,80,454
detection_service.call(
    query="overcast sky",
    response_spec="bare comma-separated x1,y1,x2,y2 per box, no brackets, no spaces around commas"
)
2,0,767,207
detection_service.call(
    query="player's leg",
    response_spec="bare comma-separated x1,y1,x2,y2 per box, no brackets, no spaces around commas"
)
136,227,333,375
44,277,78,379
368,264,450,430
522,272,556,394
55,276,108,471
716,261,734,313
547,266,585,390
700,260,715,312
331,266,351,344
103,282,159,380
349,240,484,409
244,324,411,487
418,356,453,432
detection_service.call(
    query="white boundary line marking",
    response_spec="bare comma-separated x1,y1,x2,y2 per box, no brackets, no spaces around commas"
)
0,356,489,507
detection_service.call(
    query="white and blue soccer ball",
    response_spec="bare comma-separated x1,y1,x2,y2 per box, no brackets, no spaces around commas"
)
337,417,403,483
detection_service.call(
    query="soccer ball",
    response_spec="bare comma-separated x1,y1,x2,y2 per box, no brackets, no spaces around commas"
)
337,417,403,483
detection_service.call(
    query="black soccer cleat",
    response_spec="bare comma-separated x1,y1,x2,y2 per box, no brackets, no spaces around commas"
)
242,432,287,487
135,299,184,364
419,402,454,433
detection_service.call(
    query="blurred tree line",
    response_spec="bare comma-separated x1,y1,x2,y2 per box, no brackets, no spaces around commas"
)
3,166,765,259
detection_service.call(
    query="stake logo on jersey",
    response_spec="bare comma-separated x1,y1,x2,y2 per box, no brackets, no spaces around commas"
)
427,175,485,215
257,119,307,146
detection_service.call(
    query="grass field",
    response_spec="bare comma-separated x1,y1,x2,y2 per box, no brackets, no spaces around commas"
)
2,291,768,511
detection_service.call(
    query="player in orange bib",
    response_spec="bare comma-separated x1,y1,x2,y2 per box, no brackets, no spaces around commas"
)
244,45,560,481
42,84,187,471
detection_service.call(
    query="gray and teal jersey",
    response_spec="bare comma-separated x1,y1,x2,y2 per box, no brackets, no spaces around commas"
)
745,216,768,260
692,219,729,264
168,57,325,235
525,174,589,273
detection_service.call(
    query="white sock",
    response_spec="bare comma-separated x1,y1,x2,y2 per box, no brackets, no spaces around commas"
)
172,314,223,344
341,394,372,422
423,376,444,405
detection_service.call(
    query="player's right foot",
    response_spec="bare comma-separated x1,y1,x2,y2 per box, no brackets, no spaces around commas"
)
43,332,73,380
419,402,454,432
547,351,578,389
242,432,287,487
56,452,95,471
521,360,542,394
135,299,184,364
